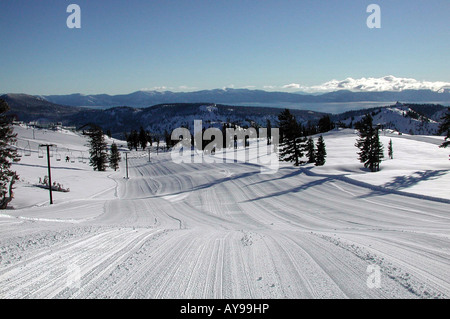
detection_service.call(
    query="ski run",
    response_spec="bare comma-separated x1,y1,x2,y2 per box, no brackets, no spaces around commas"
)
0,124,449,299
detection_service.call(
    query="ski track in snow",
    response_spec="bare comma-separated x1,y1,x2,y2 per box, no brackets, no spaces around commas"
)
1,151,449,299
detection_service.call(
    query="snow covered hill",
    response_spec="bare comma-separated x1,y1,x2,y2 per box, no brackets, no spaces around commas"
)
336,102,446,135
7,125,125,209
0,124,449,299
3,93,448,138
54,102,327,137
306,128,449,200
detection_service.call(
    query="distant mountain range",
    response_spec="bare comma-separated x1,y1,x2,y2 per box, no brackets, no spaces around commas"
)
1,93,326,136
1,93,448,137
1,93,83,122
35,88,450,108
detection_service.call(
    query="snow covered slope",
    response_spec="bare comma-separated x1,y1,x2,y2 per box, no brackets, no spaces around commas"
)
0,125,449,299
306,128,449,201
338,103,444,135
7,125,125,210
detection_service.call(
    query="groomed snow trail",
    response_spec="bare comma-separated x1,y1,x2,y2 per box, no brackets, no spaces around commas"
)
1,152,449,299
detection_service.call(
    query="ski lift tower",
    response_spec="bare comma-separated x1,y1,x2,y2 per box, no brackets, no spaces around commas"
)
39,144,56,205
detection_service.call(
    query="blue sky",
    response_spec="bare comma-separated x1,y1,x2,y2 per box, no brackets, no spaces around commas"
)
0,0,449,95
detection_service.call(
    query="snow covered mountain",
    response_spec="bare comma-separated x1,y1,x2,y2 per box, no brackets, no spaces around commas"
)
2,93,447,137
1,93,82,122
41,88,450,108
1,94,326,136
67,103,326,137
334,102,446,135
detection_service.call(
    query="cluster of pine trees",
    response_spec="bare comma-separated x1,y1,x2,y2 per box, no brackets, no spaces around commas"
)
87,128,121,172
306,136,327,166
355,114,384,172
125,127,153,151
277,109,327,167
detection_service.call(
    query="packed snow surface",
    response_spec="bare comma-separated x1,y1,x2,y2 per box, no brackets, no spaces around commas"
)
0,126,449,299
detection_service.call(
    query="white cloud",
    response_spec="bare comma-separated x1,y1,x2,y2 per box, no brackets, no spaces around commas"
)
140,86,173,91
222,84,235,90
281,83,302,89
178,85,198,91
153,86,171,91
142,76,450,93
306,76,450,93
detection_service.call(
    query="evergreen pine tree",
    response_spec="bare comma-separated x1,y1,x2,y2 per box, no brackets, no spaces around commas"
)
318,115,334,133
124,132,133,151
164,129,172,150
0,99,20,209
278,109,306,166
109,143,121,171
155,135,160,154
315,135,327,166
369,130,384,172
88,128,108,171
355,114,384,172
126,130,139,151
355,114,374,169
266,119,272,145
438,109,450,148
388,139,393,159
146,131,152,149
306,137,316,163
132,130,139,151
139,127,147,150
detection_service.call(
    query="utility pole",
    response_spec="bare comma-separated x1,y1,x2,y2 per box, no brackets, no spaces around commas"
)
124,152,129,179
40,144,56,205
